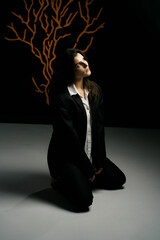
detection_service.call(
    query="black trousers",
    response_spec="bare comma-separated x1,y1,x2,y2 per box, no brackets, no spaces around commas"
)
53,158,126,210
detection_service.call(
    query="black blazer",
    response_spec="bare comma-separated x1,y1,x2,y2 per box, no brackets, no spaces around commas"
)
47,85,107,179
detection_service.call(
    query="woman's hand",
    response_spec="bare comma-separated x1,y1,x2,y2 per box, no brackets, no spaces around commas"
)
89,174,96,182
94,168,103,175
89,168,103,182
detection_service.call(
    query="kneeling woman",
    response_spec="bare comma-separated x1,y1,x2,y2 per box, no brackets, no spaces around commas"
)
48,48,126,210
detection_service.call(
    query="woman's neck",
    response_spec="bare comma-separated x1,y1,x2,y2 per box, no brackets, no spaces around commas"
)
74,78,84,90
74,78,86,99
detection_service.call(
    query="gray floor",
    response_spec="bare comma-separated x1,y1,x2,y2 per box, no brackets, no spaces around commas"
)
0,123,160,240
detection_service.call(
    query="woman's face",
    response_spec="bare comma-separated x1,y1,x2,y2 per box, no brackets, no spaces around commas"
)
74,53,91,79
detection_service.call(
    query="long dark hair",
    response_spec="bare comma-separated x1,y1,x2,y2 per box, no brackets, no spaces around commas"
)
50,48,99,102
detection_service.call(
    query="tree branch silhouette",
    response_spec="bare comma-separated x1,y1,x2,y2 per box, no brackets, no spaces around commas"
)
73,0,105,52
5,0,105,105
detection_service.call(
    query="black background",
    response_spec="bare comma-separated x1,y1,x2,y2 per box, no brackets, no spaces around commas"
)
1,0,160,128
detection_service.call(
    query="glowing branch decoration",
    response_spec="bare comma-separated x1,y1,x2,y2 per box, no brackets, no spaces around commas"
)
5,0,105,105
73,0,105,52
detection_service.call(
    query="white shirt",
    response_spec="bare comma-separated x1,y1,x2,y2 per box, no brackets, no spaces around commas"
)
67,84,92,162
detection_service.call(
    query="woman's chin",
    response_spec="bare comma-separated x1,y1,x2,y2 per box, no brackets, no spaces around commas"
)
85,70,91,77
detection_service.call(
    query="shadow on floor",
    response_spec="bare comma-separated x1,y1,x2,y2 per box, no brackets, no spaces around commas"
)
0,169,50,195
29,188,89,213
0,168,88,212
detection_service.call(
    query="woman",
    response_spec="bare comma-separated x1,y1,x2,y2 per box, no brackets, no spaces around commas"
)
48,48,126,210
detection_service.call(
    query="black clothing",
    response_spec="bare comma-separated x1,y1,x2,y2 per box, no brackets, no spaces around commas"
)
48,85,106,179
52,159,126,210
47,85,126,209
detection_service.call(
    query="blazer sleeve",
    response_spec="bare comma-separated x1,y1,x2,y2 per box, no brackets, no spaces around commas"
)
51,94,95,179
91,87,107,168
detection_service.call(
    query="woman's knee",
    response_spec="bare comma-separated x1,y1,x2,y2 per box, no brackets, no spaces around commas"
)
120,171,126,186
58,163,94,208
96,160,126,189
79,190,93,207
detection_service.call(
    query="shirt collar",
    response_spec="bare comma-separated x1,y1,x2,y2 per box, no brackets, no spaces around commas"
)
67,83,89,98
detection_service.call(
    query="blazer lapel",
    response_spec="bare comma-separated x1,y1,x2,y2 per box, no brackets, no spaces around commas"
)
71,94,87,118
89,98,95,122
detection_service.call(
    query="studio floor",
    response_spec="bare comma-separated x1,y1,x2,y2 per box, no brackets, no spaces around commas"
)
0,123,160,240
